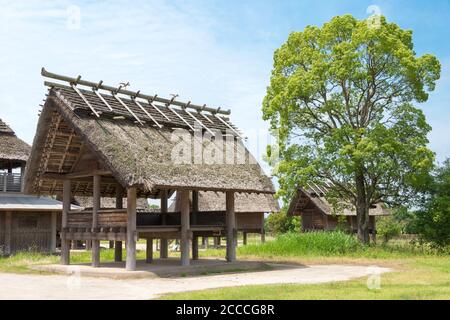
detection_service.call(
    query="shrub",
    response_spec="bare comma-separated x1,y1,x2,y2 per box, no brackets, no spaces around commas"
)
376,216,403,244
413,159,450,248
239,231,362,256
265,211,301,234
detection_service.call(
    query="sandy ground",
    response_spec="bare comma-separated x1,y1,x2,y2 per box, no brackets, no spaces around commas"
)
0,264,390,300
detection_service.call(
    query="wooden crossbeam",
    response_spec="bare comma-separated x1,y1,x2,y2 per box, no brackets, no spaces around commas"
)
93,89,114,111
113,93,143,125
71,84,100,117
132,98,162,128
42,68,231,115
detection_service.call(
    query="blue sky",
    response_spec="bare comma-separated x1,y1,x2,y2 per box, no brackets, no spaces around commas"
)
0,0,449,167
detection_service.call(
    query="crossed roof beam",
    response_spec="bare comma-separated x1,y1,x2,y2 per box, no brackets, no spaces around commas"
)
41,68,246,139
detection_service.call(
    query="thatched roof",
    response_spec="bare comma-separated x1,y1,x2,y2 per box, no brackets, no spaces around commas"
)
169,191,280,213
74,196,149,210
287,187,391,217
0,118,31,166
25,78,275,198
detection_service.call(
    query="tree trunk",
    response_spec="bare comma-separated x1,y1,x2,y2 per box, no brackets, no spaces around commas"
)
355,168,370,244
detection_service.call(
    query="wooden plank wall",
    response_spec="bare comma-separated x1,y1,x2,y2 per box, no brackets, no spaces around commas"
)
0,212,53,254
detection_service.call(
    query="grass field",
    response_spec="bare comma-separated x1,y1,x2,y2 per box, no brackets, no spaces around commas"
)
1,232,449,300
163,232,450,300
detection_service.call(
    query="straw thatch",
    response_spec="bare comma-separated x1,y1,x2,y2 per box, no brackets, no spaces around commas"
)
287,188,390,217
170,191,280,213
0,118,31,167
25,87,275,197
74,196,149,210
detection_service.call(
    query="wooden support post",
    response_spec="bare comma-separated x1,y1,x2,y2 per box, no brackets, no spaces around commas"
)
126,187,137,271
50,211,57,253
4,212,11,255
192,236,199,260
114,185,123,261
146,238,153,263
160,189,169,259
61,180,71,265
114,241,122,262
91,175,101,267
180,190,190,266
226,191,236,262
261,229,266,243
243,232,247,246
192,190,199,225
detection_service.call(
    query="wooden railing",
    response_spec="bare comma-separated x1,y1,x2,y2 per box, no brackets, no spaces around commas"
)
0,173,22,193
67,209,127,229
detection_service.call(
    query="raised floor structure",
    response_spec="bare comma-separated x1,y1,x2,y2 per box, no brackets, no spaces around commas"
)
24,69,277,270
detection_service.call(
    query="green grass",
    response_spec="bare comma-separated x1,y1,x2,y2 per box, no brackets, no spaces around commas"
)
0,248,150,274
162,232,450,300
163,257,450,300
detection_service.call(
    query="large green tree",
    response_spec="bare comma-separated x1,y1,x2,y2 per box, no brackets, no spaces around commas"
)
263,15,440,243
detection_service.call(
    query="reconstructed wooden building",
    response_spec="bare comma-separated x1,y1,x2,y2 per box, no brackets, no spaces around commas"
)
0,118,62,255
287,184,390,234
170,191,280,244
24,69,276,270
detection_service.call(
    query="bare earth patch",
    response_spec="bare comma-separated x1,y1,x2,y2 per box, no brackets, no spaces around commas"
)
0,263,390,300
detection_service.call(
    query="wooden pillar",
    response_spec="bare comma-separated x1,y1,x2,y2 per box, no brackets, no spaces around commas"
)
192,236,199,260
146,238,153,263
91,175,101,268
114,241,122,262
50,211,57,253
4,211,11,255
160,189,168,259
243,232,247,245
180,190,190,266
261,228,266,243
226,191,236,262
114,185,123,262
61,180,71,265
126,187,137,271
192,191,199,260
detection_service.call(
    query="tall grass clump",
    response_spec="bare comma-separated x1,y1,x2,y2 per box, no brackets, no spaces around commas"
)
238,231,362,257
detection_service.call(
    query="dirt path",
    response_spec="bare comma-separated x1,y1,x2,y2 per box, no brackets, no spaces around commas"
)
0,264,390,300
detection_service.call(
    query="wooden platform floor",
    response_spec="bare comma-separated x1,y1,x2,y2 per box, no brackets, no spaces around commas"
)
31,258,269,279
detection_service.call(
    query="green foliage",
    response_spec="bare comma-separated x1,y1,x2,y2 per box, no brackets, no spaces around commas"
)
262,14,440,242
376,216,403,243
240,231,362,256
265,211,301,234
335,215,351,233
413,160,450,248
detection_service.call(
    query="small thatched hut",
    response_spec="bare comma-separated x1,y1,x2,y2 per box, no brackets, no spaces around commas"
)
287,184,390,236
170,191,280,244
0,118,62,255
24,69,276,270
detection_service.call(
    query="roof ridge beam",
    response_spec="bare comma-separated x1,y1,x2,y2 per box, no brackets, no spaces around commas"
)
42,68,231,115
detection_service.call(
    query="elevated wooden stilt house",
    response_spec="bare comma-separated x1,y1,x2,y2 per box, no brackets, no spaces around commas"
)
0,118,63,255
24,69,276,270
287,183,390,236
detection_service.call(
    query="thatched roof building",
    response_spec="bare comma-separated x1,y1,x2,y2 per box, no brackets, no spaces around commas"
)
287,185,390,233
24,72,274,198
0,118,31,170
170,191,280,213
287,186,390,217
23,69,276,269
